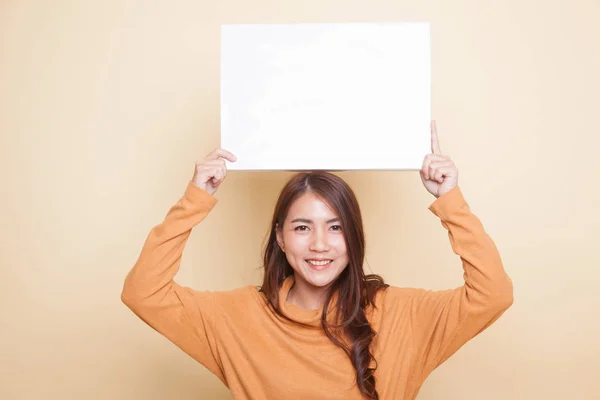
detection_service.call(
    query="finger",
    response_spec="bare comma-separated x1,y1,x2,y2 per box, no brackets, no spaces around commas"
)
429,160,454,170
203,159,226,168
432,166,456,183
421,157,432,180
198,160,227,181
428,164,437,182
433,168,444,183
207,160,227,180
421,154,447,179
424,154,447,163
205,165,227,182
428,161,453,183
206,148,237,162
213,168,224,182
431,120,442,155
207,169,223,188
200,167,219,181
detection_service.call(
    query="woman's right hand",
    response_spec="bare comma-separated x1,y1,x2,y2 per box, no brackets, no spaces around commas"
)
191,148,237,195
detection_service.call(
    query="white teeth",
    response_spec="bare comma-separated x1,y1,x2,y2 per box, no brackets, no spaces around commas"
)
307,260,332,266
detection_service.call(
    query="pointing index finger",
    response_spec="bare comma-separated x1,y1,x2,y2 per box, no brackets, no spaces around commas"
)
208,148,237,162
431,120,442,155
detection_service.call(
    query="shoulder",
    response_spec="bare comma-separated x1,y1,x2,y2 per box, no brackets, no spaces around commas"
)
206,285,276,332
211,284,261,304
210,284,269,314
374,285,424,308
368,285,456,331
371,285,456,317
366,285,419,322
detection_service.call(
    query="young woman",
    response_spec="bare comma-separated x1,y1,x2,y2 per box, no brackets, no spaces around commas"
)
122,121,513,399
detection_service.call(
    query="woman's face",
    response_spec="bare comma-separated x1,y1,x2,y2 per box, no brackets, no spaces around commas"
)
276,192,349,291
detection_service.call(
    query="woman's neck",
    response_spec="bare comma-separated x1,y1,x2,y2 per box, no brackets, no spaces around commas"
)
286,278,331,310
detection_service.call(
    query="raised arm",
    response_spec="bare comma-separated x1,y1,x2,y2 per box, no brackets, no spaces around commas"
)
410,186,513,380
121,148,236,383
408,121,513,379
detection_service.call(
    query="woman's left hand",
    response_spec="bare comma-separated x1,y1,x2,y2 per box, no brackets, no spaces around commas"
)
419,121,459,198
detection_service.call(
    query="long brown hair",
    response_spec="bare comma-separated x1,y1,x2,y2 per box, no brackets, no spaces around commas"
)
259,171,389,399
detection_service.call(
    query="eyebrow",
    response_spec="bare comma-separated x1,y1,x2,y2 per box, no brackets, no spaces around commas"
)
290,218,341,224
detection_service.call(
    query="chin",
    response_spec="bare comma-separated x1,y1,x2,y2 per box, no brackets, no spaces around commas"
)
302,267,346,288
305,274,336,288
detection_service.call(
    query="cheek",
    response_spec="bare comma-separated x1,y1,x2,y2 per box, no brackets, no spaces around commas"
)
283,233,308,254
331,236,348,252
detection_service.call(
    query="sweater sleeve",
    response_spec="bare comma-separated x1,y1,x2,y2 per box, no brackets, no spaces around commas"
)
121,181,226,384
409,186,514,381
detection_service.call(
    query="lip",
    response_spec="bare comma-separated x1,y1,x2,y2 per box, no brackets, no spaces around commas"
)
305,259,333,270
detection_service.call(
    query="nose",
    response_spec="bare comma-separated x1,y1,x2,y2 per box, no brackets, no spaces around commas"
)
309,228,330,252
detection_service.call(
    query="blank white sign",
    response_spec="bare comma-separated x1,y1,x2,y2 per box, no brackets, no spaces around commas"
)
220,22,430,171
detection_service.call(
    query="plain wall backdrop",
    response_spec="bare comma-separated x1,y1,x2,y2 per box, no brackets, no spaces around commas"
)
1,0,598,399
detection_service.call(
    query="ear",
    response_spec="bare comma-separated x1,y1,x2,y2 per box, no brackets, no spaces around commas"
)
275,223,285,252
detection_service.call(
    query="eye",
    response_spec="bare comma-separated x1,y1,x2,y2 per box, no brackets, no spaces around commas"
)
331,225,342,231
294,225,309,231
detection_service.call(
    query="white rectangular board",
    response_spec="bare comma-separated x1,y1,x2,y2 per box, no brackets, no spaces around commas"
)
220,22,431,171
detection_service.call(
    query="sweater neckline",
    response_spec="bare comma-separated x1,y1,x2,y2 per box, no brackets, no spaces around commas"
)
277,275,339,329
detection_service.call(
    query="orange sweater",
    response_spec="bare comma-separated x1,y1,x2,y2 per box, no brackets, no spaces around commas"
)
121,182,513,399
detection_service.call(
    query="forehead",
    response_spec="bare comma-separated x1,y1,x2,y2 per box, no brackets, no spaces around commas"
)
286,192,338,220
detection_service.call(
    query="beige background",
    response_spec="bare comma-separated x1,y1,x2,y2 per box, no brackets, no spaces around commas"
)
1,0,598,399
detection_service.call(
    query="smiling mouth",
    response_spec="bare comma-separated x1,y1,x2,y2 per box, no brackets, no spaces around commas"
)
306,259,333,269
